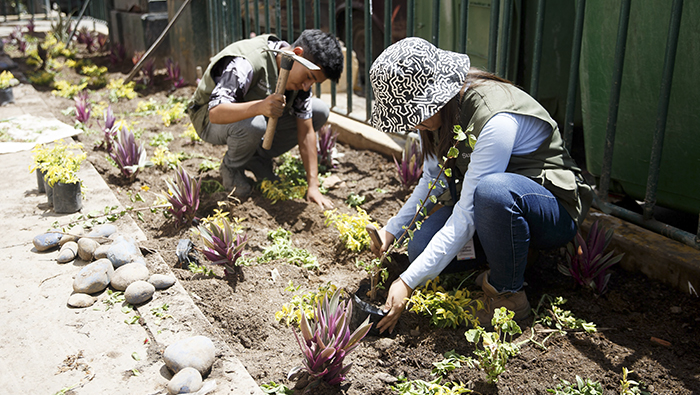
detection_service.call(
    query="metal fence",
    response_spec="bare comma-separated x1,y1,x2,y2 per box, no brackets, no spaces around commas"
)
2,0,109,24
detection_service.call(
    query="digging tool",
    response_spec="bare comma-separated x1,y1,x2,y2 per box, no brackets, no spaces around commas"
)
262,49,320,150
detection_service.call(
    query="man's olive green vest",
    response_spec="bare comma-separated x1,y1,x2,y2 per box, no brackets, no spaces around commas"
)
449,81,592,227
187,34,281,134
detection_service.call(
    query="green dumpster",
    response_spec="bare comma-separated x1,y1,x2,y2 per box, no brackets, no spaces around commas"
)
580,0,700,214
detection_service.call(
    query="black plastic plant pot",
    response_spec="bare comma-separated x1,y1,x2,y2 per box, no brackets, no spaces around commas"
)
351,283,388,337
44,179,53,206
53,182,82,213
0,88,14,106
36,169,46,193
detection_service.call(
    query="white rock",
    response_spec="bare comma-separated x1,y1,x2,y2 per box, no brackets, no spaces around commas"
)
94,244,110,259
167,367,203,394
149,274,176,290
124,280,155,305
72,259,113,294
78,238,99,261
67,293,96,308
111,263,150,291
163,336,216,376
57,241,78,263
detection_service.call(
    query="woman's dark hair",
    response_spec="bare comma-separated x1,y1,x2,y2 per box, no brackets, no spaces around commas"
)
293,29,343,83
419,68,513,160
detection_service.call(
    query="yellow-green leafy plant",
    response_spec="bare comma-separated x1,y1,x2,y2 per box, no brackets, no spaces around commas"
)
547,376,603,395
107,78,138,102
257,228,318,270
31,139,84,180
182,123,202,143
28,70,55,86
151,147,182,170
390,377,471,395
52,80,87,99
158,97,187,126
260,179,307,203
43,145,87,187
149,131,174,147
324,207,379,252
431,350,471,377
464,307,524,384
619,367,650,395
408,276,481,329
275,282,338,326
533,295,597,333
135,98,159,115
0,71,20,89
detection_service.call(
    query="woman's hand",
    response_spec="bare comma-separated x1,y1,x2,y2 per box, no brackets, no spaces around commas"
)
370,228,395,257
376,278,413,334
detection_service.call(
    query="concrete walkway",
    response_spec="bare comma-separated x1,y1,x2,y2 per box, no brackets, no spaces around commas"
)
0,89,262,394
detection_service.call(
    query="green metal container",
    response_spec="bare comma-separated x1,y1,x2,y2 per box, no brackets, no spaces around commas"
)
580,0,700,214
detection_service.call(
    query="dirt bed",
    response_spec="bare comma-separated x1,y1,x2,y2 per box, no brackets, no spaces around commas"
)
6,40,700,394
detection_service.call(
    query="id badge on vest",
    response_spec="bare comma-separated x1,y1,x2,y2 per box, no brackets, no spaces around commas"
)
457,238,476,260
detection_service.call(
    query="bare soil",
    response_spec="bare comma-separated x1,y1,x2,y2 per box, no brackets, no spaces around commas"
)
7,40,700,394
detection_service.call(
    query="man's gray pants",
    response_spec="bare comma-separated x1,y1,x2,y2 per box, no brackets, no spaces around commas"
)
198,97,329,170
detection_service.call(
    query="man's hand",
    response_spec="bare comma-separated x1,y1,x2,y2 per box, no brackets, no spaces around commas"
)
306,186,334,210
376,278,413,334
257,93,286,118
370,228,395,257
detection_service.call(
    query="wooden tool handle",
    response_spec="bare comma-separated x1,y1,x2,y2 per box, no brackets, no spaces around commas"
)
263,56,294,150
366,224,382,249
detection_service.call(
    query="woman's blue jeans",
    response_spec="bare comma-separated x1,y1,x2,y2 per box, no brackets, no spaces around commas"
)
407,173,577,293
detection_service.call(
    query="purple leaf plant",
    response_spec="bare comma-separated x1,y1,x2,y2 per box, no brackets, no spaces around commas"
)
317,124,339,170
290,288,372,392
165,166,201,227
74,90,91,125
97,105,117,152
558,220,625,295
96,33,109,52
197,218,247,276
109,125,147,181
393,135,423,190
164,58,187,88
132,52,155,86
76,27,95,52
110,43,126,65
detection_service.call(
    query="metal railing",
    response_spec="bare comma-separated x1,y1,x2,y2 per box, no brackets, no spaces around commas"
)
2,0,109,23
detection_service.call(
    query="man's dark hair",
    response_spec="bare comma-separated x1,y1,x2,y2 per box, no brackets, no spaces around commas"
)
293,29,343,83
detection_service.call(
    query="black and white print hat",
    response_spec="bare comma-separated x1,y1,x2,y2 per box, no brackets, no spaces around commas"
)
370,37,470,134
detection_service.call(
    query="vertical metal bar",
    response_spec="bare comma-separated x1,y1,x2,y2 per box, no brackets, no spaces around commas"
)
365,0,372,121
315,0,321,98
431,0,440,46
529,0,545,99
598,0,632,201
406,0,414,37
643,0,684,220
346,0,352,112
563,0,586,150
459,0,470,54
498,0,512,76
214,0,221,51
208,0,215,54
697,214,700,244
254,0,260,35
275,0,281,36
385,0,392,49
330,0,336,108
287,0,293,42
314,0,320,28
265,0,270,33
487,0,500,73
242,0,249,39
299,0,305,33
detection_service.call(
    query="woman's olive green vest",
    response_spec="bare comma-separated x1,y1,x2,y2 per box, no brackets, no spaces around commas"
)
187,34,281,133
450,81,592,227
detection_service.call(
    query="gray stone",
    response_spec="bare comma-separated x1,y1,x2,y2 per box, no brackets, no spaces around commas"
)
77,238,99,261
67,293,96,308
107,235,143,268
59,226,85,246
163,336,216,376
57,241,78,263
94,244,109,259
73,259,113,294
111,263,150,291
33,232,62,252
374,338,395,351
374,372,398,384
87,224,117,238
167,367,203,394
124,280,155,305
149,274,176,290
